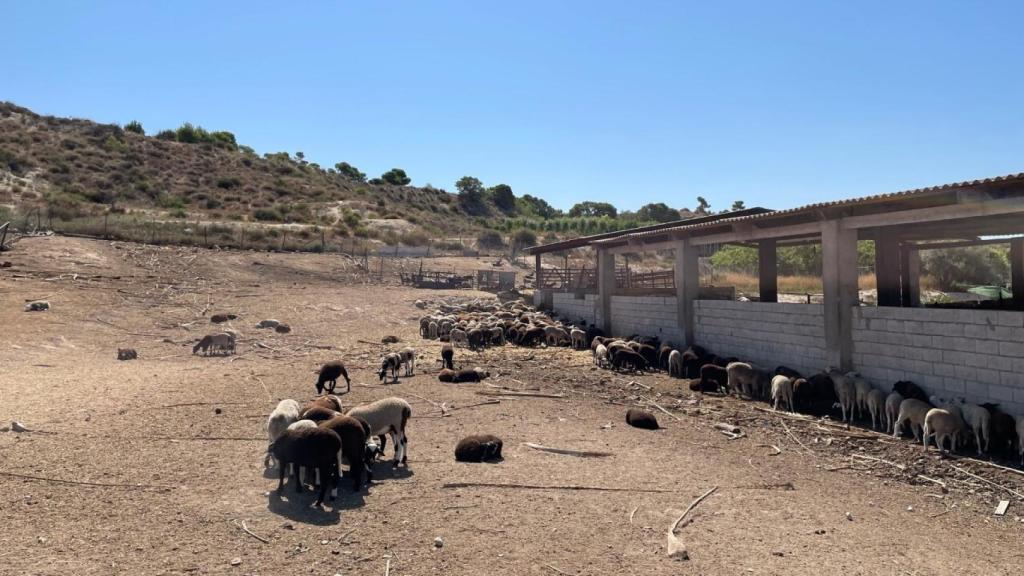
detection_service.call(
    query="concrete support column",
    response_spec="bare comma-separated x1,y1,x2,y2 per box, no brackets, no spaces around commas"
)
597,248,615,335
534,253,542,288
875,230,901,306
674,238,699,346
1012,238,1024,305
900,244,921,307
758,239,778,303
822,220,859,370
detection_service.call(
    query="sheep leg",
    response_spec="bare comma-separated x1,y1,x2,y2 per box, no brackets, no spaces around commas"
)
313,465,328,507
390,431,401,467
277,462,286,494
293,463,303,493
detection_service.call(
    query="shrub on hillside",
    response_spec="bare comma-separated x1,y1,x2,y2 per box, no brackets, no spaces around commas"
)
124,121,144,135
476,229,505,250
253,208,282,222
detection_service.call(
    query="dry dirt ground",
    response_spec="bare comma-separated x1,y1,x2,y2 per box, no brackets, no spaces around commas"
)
1,236,1023,576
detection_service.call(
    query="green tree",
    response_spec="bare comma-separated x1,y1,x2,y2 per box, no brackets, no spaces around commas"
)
124,120,145,135
731,200,746,211
489,183,516,214
518,194,560,218
456,176,488,215
695,196,711,214
510,228,538,253
335,162,367,182
381,168,411,186
476,229,505,250
636,202,679,223
568,201,617,218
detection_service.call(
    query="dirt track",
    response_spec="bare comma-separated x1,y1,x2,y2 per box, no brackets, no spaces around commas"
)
1,236,1022,576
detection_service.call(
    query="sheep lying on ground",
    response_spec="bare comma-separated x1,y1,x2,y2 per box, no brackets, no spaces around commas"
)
770,375,794,412
958,402,991,455
316,361,351,394
210,313,234,323
117,348,138,361
346,397,412,467
269,426,341,506
455,434,504,462
893,398,933,441
827,369,856,423
192,332,235,356
24,300,50,312
256,319,281,329
378,352,402,383
440,344,454,370
866,388,887,431
438,368,490,383
922,408,964,454
318,415,373,492
265,399,301,467
884,391,904,434
399,347,416,376
625,408,659,430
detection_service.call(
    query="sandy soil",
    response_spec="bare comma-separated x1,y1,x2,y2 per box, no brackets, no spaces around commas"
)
0,236,1022,576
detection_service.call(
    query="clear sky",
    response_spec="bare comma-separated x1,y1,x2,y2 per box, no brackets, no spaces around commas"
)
5,1,1024,212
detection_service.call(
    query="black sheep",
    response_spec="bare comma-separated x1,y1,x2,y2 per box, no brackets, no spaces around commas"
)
318,415,372,491
585,325,605,344
774,365,802,380
468,328,486,350
316,361,350,394
610,347,647,373
440,344,454,370
632,335,661,350
455,434,504,462
893,380,928,402
625,408,659,430
300,405,341,423
698,363,728,394
632,343,659,368
657,345,676,371
981,403,1019,456
269,427,341,506
792,372,839,416
438,368,489,383
518,326,546,347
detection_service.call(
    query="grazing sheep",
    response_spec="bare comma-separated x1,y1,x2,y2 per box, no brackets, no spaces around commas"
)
884,391,904,434
667,350,684,378
846,372,873,421
958,402,991,455
922,408,964,454
427,321,439,339
630,343,659,369
1018,415,1024,465
866,388,887,431
774,366,802,380
727,362,770,400
893,398,933,441
517,326,546,347
269,426,341,506
287,419,318,431
307,395,344,412
440,343,455,370
770,375,794,412
419,316,432,338
265,399,301,467
300,405,341,423
593,344,609,368
544,326,570,347
24,300,50,312
681,349,704,379
489,326,506,346
585,325,606,345
378,352,402,383
625,408,659,430
981,403,1019,456
210,313,234,323
346,397,412,467
318,415,373,491
455,434,504,462
192,332,235,356
893,380,928,402
570,328,587,350
399,347,416,376
438,368,490,383
117,348,138,361
792,372,838,416
827,369,856,423
316,361,351,394
929,396,963,421
467,328,486,351
450,328,469,348
256,319,281,329
609,347,647,373
696,363,728,394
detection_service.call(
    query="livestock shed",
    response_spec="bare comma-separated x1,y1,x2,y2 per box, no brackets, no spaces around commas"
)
528,173,1024,415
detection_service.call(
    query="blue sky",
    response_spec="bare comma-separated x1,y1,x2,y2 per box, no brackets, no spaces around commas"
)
5,1,1024,212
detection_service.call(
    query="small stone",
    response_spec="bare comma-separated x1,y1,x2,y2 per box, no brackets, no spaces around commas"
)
37,536,46,544
214,408,223,415
12,421,28,433
321,540,329,545
845,512,853,521
230,557,241,566
814,529,826,535
906,506,914,512
283,522,294,530
434,537,444,548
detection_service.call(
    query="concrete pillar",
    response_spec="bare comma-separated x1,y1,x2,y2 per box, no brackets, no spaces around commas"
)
674,238,699,346
597,248,615,335
822,220,858,370
900,244,921,307
875,231,901,306
1012,238,1024,305
534,253,542,289
758,239,778,303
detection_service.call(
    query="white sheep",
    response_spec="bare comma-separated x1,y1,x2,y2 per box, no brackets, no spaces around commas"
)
727,362,769,400
846,371,872,421
399,347,416,376
770,375,794,412
827,369,856,423
893,398,933,441
24,300,50,312
667,349,684,378
192,332,236,356
346,397,412,467
256,319,281,329
288,419,318,431
265,399,301,467
450,328,469,348
570,328,587,350
865,388,887,431
958,402,991,455
884,391,904,434
544,326,569,347
922,408,964,454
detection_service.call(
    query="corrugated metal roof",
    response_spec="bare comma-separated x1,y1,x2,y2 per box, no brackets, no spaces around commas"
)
594,171,1024,244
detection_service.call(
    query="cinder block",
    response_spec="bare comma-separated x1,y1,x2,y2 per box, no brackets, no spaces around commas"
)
964,380,989,398
989,384,1015,402
975,367,1001,385
998,341,1024,357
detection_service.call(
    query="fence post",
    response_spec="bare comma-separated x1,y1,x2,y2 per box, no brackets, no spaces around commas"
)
281,230,287,252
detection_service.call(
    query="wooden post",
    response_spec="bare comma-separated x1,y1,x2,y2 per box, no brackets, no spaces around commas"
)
674,238,699,346
758,239,778,303
1012,238,1024,305
597,248,615,334
321,228,326,253
822,220,858,370
900,244,921,307
534,253,542,288
875,230,901,306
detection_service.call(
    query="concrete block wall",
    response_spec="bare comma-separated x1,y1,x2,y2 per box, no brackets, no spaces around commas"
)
694,301,827,376
551,292,600,327
608,295,684,345
852,307,1024,416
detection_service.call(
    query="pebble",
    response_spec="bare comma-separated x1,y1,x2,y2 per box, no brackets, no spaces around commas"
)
434,537,444,548
230,558,241,566
214,408,223,415
906,506,914,512
845,512,853,521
